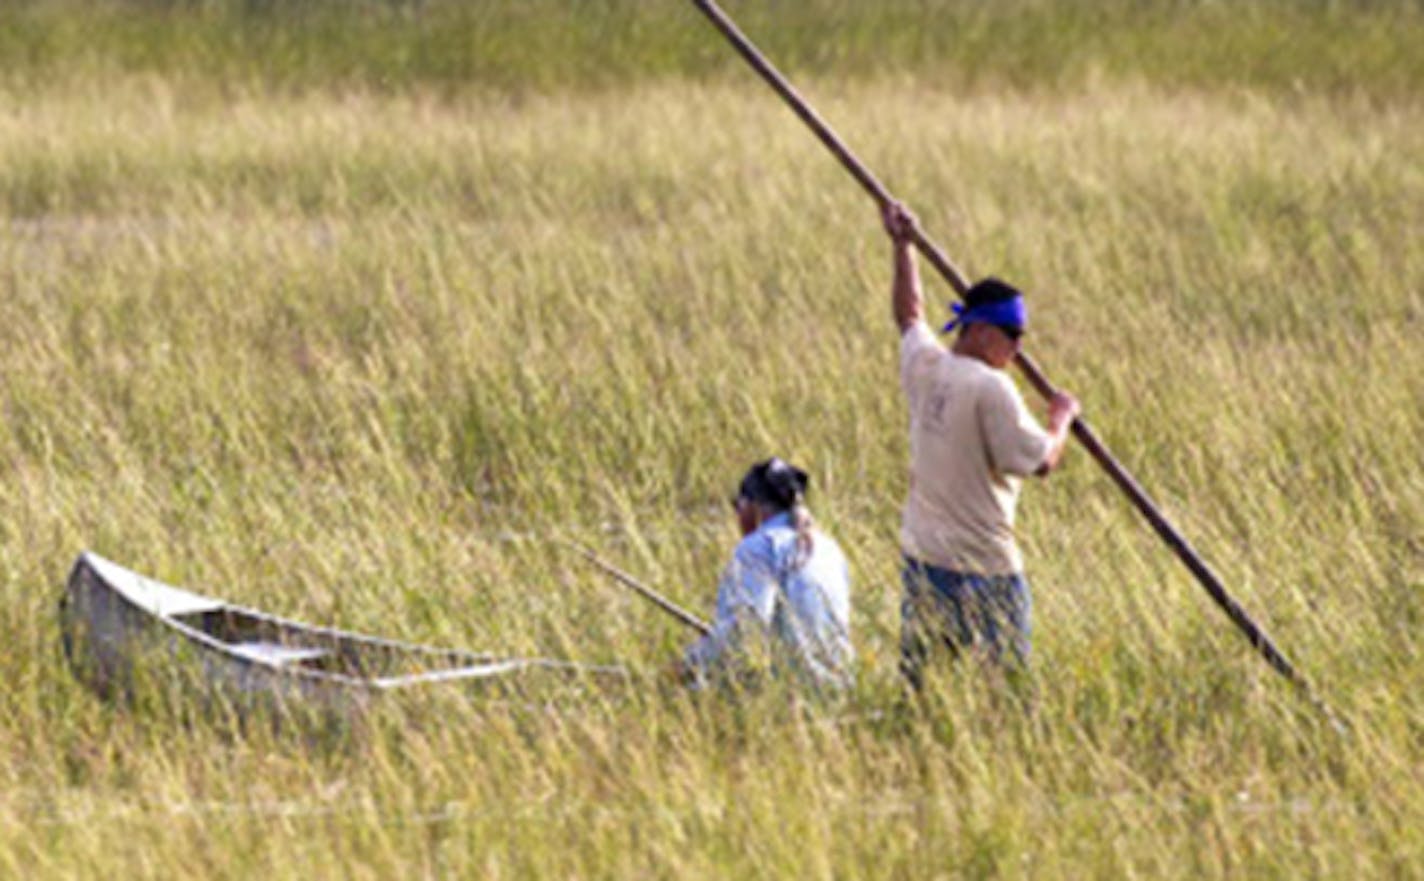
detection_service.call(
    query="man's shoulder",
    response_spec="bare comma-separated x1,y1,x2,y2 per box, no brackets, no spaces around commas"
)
920,348,1001,390
899,320,943,360
957,357,1017,397
734,527,782,569
900,321,948,397
811,530,850,573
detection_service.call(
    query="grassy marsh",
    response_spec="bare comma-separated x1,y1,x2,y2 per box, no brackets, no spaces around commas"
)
2,2,1423,878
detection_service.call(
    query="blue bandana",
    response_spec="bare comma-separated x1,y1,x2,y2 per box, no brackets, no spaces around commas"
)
941,296,1026,335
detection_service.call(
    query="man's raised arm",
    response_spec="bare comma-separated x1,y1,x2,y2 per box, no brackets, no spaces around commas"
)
882,201,923,333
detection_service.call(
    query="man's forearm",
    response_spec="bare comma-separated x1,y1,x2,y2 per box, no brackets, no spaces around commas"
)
892,241,922,331
1037,427,1072,475
1036,402,1079,474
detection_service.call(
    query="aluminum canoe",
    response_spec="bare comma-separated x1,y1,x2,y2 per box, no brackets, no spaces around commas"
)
59,551,626,717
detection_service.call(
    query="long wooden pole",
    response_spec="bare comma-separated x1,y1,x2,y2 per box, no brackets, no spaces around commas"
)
689,0,1335,717
561,539,712,636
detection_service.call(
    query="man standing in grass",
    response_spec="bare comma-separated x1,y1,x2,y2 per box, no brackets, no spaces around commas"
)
881,202,1079,690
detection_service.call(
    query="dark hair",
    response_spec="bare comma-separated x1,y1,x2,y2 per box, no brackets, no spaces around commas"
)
737,458,816,567
965,277,1023,309
954,276,1026,338
737,458,808,512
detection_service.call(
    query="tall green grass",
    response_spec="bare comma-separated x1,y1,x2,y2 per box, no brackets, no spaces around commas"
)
3,0,1423,96
1,3,1422,878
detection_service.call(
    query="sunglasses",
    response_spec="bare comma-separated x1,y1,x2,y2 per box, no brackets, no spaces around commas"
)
999,325,1023,342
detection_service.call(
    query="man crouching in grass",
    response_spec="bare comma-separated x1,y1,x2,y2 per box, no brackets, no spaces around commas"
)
675,459,855,694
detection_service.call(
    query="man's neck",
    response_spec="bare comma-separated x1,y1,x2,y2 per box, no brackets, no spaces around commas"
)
951,335,991,365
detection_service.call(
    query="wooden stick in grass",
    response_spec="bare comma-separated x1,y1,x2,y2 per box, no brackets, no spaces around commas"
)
561,539,712,636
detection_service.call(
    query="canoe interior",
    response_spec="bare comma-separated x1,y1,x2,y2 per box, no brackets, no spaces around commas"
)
168,606,495,680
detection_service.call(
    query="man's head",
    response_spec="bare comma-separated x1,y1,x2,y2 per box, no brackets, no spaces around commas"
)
946,277,1025,369
732,458,809,536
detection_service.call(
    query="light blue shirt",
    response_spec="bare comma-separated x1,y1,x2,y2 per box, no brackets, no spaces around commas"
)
684,512,854,691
